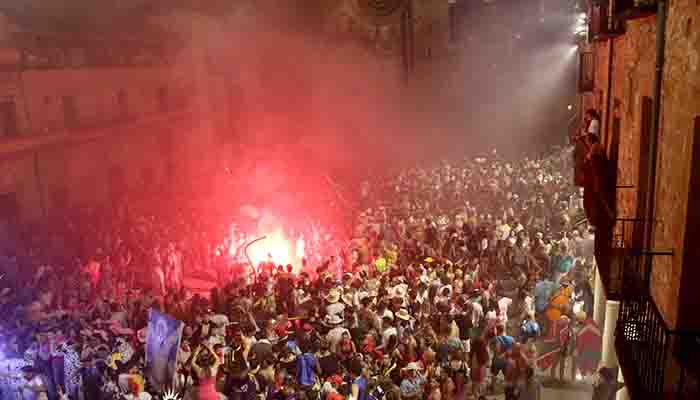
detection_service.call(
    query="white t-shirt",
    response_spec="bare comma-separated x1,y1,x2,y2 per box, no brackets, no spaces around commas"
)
587,118,600,136
471,302,484,327
124,393,152,400
22,375,47,400
524,296,535,316
382,327,398,348
327,327,350,352
326,302,346,317
498,297,513,316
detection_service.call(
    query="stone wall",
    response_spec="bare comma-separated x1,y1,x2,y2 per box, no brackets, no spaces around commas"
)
21,67,178,134
0,110,208,222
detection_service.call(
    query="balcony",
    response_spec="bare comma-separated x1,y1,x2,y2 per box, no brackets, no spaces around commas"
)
0,106,193,159
616,294,700,399
589,0,625,41
615,0,658,20
598,218,645,299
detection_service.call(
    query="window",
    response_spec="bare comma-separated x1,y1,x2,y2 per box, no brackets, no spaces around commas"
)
158,86,168,112
141,167,154,188
610,116,621,191
579,51,595,92
117,90,128,119
51,188,68,211
448,2,457,43
0,100,18,137
62,95,78,129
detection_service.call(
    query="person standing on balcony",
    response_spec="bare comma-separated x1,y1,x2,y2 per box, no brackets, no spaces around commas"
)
583,110,601,137
582,132,616,272
574,110,601,186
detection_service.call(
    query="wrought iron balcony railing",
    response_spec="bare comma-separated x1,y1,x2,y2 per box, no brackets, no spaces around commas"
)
590,0,626,41
616,294,700,399
597,218,649,300
614,0,658,20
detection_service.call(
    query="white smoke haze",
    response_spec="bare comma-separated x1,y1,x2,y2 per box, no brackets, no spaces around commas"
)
150,0,577,173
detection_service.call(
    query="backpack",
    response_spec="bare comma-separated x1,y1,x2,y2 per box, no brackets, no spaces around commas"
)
521,320,539,338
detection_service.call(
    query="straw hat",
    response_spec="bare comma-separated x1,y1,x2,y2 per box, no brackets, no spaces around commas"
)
576,311,588,322
395,309,411,321
392,285,408,299
402,362,422,372
341,293,354,307
382,309,395,321
326,289,341,304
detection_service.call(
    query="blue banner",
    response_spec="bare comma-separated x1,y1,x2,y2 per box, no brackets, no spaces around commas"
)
145,309,183,392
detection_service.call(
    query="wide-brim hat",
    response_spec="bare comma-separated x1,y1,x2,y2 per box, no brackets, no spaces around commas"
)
576,311,587,322
341,293,354,307
326,289,341,304
392,285,407,299
395,309,411,321
402,362,422,372
382,309,394,321
365,279,379,292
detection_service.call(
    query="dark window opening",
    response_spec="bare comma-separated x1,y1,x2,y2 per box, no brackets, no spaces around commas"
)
610,115,621,194
51,188,68,211
448,3,457,43
158,86,168,112
109,166,125,189
634,96,654,247
0,100,18,137
141,167,154,188
117,90,128,119
579,51,595,93
62,96,78,129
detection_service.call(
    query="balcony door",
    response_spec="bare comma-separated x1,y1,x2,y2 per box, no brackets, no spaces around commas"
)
62,96,78,129
610,115,621,219
634,96,654,248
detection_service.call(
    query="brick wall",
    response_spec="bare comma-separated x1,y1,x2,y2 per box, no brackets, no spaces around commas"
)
614,17,657,222
587,10,685,328
656,0,700,330
588,2,700,330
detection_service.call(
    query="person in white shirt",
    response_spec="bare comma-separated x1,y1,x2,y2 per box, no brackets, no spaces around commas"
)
18,366,48,400
470,301,484,328
324,315,349,353
586,110,601,136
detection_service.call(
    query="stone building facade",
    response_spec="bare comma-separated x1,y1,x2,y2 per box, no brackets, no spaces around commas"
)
0,12,233,229
579,0,700,397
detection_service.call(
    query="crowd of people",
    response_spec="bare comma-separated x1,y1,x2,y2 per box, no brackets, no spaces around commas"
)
0,141,609,400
